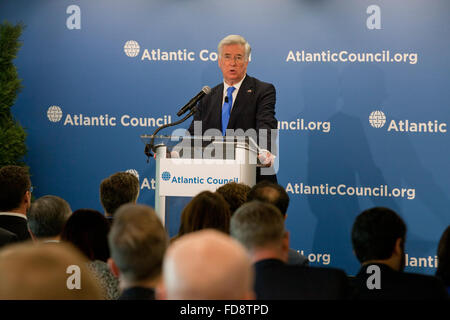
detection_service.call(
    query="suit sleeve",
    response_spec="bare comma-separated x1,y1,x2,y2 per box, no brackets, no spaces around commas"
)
188,101,202,136
255,83,277,153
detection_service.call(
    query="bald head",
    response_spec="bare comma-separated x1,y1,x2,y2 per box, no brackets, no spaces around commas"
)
162,230,254,300
0,241,103,299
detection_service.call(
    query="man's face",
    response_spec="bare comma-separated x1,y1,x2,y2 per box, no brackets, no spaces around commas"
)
218,44,249,85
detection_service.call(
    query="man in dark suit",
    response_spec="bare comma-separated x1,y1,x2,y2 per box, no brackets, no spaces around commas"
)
188,34,278,182
230,201,350,300
350,207,447,300
108,204,168,300
0,227,18,249
247,181,309,267
0,165,32,241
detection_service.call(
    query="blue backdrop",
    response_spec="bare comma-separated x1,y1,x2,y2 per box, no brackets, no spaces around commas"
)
1,0,449,276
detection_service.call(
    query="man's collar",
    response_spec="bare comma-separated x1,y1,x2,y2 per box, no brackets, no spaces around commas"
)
223,74,246,91
0,212,27,220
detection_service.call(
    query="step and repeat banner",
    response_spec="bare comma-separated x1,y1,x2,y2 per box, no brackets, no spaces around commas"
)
1,0,449,276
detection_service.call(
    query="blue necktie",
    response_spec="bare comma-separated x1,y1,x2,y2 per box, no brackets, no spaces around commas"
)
222,86,235,135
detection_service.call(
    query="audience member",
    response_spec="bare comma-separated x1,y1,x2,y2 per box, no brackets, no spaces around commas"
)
0,165,32,241
230,201,349,300
0,241,102,299
247,181,308,266
436,225,450,295
27,195,72,243
172,191,231,242
100,171,140,223
60,208,120,300
216,182,251,215
0,227,18,249
108,204,168,300
159,229,255,300
351,207,447,300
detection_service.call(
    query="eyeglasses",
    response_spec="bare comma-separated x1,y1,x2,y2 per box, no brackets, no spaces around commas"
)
222,54,245,63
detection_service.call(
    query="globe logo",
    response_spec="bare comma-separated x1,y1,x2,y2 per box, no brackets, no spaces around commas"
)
47,106,63,122
161,171,171,181
125,169,140,181
124,40,140,57
369,110,386,128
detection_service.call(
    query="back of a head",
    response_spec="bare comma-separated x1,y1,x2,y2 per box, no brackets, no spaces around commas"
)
108,204,168,283
0,241,102,299
178,191,231,236
247,181,289,216
216,182,251,214
230,201,286,252
0,165,31,212
351,207,406,264
28,195,72,239
100,172,140,216
163,229,254,300
436,226,450,286
60,209,110,262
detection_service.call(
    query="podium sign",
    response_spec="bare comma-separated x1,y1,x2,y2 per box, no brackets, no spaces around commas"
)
158,159,241,196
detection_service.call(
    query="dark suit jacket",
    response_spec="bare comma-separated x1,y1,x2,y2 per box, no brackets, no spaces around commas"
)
188,75,278,182
0,227,18,248
350,263,448,300
254,258,350,300
118,286,155,300
0,214,31,242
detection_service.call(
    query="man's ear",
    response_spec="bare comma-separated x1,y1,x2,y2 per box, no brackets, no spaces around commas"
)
107,258,120,278
155,281,167,300
393,237,404,256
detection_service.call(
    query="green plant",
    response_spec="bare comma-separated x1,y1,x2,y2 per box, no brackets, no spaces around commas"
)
0,21,27,167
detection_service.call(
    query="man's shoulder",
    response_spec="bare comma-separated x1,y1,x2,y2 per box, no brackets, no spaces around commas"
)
244,75,275,90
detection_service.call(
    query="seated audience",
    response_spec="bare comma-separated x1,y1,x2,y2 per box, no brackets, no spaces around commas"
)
108,204,168,300
351,207,447,300
60,209,120,300
216,182,251,215
171,191,231,242
0,227,18,249
230,201,350,300
159,229,255,300
0,241,102,299
0,165,32,241
100,171,140,223
27,195,72,243
436,225,450,295
247,181,308,266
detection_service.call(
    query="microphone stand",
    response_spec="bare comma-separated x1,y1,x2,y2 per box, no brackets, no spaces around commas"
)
144,107,197,162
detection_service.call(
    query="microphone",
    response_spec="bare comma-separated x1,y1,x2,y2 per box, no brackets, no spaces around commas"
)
177,86,211,117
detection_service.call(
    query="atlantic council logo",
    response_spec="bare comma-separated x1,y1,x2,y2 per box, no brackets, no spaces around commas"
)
126,169,140,181
369,110,386,128
124,40,140,57
47,106,63,122
161,171,171,181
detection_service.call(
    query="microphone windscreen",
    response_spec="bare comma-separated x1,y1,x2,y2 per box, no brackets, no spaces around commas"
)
202,86,211,95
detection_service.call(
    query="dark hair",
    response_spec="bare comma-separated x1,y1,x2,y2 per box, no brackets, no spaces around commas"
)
230,201,285,250
0,165,31,211
28,195,72,238
100,172,139,216
60,209,110,262
216,182,251,214
351,207,406,263
247,181,290,216
436,226,450,286
177,191,231,237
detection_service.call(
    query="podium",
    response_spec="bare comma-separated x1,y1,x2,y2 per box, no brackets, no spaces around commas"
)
141,135,258,234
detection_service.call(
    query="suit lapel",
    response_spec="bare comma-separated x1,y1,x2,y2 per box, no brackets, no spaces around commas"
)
228,75,253,129
209,84,223,131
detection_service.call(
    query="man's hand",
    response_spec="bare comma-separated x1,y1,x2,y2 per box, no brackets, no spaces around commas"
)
258,150,275,168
